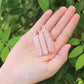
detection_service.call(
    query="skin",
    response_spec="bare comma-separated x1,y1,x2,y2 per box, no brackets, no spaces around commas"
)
0,6,80,84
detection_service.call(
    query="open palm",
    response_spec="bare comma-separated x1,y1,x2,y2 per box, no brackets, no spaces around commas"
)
1,6,80,84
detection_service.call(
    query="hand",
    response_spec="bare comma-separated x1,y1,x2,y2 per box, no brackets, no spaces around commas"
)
0,6,80,84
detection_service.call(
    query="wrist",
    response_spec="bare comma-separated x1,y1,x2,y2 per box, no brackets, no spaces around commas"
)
0,68,16,84
0,66,34,84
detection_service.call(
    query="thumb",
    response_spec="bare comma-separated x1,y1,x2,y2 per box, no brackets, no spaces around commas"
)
48,44,71,75
57,44,71,60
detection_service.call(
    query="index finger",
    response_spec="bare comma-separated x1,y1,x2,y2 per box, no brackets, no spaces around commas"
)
25,10,52,37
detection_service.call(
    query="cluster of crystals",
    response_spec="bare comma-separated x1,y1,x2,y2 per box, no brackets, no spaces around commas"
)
33,25,54,56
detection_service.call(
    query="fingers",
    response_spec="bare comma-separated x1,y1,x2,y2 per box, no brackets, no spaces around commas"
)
25,10,52,37
24,7,67,39
56,14,80,48
48,44,71,75
50,6,76,40
42,7,67,32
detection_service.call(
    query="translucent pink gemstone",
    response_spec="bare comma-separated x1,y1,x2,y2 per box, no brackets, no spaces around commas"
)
39,33,48,55
33,34,42,56
44,30,54,53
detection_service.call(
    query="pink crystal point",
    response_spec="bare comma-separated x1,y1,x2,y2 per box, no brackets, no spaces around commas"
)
43,26,54,53
39,30,48,55
33,32,42,56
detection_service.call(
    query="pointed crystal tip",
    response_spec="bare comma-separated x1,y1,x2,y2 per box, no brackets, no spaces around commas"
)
42,25,46,31
33,32,36,35
43,25,45,29
38,29,41,34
